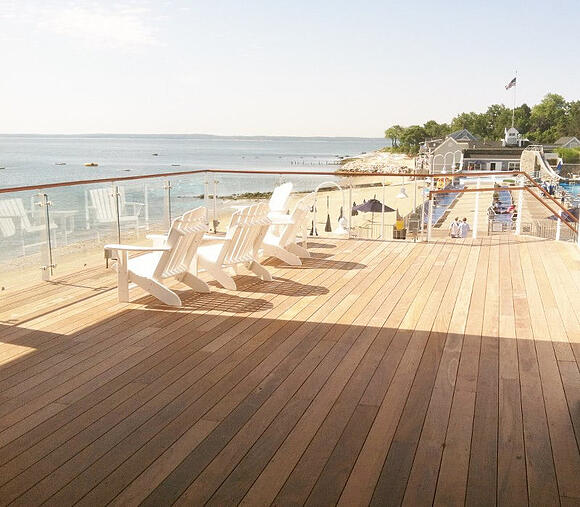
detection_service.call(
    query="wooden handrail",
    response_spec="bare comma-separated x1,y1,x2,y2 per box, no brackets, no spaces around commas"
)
0,169,523,194
0,167,575,224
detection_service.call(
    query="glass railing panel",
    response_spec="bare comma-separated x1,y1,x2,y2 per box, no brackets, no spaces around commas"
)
0,189,51,288
166,173,206,224
345,174,423,240
47,182,118,280
209,172,280,234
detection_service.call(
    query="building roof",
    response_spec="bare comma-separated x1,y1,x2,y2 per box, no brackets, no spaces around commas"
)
555,136,580,146
467,140,504,149
448,129,479,142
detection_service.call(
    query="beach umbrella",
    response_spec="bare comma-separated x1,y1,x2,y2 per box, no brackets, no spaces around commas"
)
352,198,395,231
352,199,395,213
547,207,579,222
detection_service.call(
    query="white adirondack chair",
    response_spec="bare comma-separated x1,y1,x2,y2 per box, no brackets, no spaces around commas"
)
197,203,272,290
104,207,209,306
88,187,142,235
0,198,57,235
0,217,15,238
262,192,315,265
268,182,293,219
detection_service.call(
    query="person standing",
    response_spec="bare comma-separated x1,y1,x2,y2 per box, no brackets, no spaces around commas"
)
450,217,460,238
459,217,471,238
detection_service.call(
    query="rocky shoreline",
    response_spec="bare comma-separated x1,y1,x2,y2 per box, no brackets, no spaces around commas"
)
338,149,416,174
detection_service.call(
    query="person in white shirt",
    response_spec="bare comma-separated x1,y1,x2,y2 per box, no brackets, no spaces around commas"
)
449,217,460,238
459,217,470,238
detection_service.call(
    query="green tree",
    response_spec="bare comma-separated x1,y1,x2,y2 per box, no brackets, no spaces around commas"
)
485,104,512,139
514,103,532,134
384,125,404,147
566,100,580,137
399,125,426,148
529,93,568,143
450,111,490,138
423,120,451,139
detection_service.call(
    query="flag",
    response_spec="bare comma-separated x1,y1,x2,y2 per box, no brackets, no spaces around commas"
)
505,77,516,90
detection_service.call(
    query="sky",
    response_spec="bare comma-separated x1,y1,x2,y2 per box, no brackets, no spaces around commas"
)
1,0,579,137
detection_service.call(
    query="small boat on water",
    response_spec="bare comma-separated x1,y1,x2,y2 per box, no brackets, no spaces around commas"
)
55,162,66,166
152,153,159,156
84,162,99,167
171,164,180,167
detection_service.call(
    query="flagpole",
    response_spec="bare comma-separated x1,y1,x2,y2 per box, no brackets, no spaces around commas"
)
512,70,517,128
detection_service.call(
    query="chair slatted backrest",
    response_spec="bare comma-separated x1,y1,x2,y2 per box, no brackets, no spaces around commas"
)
0,217,16,238
89,188,118,222
0,199,33,230
268,182,293,215
154,207,207,280
223,203,270,266
279,192,315,246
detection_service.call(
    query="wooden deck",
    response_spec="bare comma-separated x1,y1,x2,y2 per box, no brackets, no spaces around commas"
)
1,236,579,506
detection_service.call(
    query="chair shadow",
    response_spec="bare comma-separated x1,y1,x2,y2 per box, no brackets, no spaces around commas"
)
282,258,366,270
136,290,273,313
306,242,337,249
210,275,329,297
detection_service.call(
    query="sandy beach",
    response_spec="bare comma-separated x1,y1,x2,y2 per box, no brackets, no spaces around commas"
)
339,150,415,173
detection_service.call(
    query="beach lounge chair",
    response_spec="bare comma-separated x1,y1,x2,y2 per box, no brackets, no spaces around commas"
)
104,207,209,306
268,182,293,219
197,203,272,290
88,187,143,237
262,192,315,265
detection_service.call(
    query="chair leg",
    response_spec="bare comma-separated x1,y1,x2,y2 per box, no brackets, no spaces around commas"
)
117,250,130,302
133,275,182,306
287,242,310,258
205,265,237,290
177,272,210,293
247,261,272,281
263,244,301,266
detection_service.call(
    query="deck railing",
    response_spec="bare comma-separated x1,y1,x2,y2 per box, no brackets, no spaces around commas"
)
0,169,578,283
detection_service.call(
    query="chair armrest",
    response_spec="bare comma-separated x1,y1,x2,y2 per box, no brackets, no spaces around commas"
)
104,244,171,252
200,234,228,246
146,233,168,247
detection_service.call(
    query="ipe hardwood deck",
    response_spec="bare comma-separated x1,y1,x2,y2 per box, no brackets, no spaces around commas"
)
0,236,579,506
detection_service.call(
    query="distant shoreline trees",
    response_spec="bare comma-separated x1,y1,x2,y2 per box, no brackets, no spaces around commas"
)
384,93,580,154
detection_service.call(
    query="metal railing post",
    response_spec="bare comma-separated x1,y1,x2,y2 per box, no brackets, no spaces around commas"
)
427,192,433,242
515,176,524,235
472,178,480,239
203,172,210,226
381,176,386,240
112,183,121,243
348,177,352,239
38,193,55,281
163,180,172,229
555,209,561,241
212,178,218,233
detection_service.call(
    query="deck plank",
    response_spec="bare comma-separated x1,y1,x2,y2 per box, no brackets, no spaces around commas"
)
0,236,578,506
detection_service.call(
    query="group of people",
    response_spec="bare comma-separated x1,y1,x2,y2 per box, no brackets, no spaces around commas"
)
492,200,516,214
449,217,470,238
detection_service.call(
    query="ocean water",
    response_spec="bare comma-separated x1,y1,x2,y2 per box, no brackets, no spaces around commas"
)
0,134,388,189
0,134,388,262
